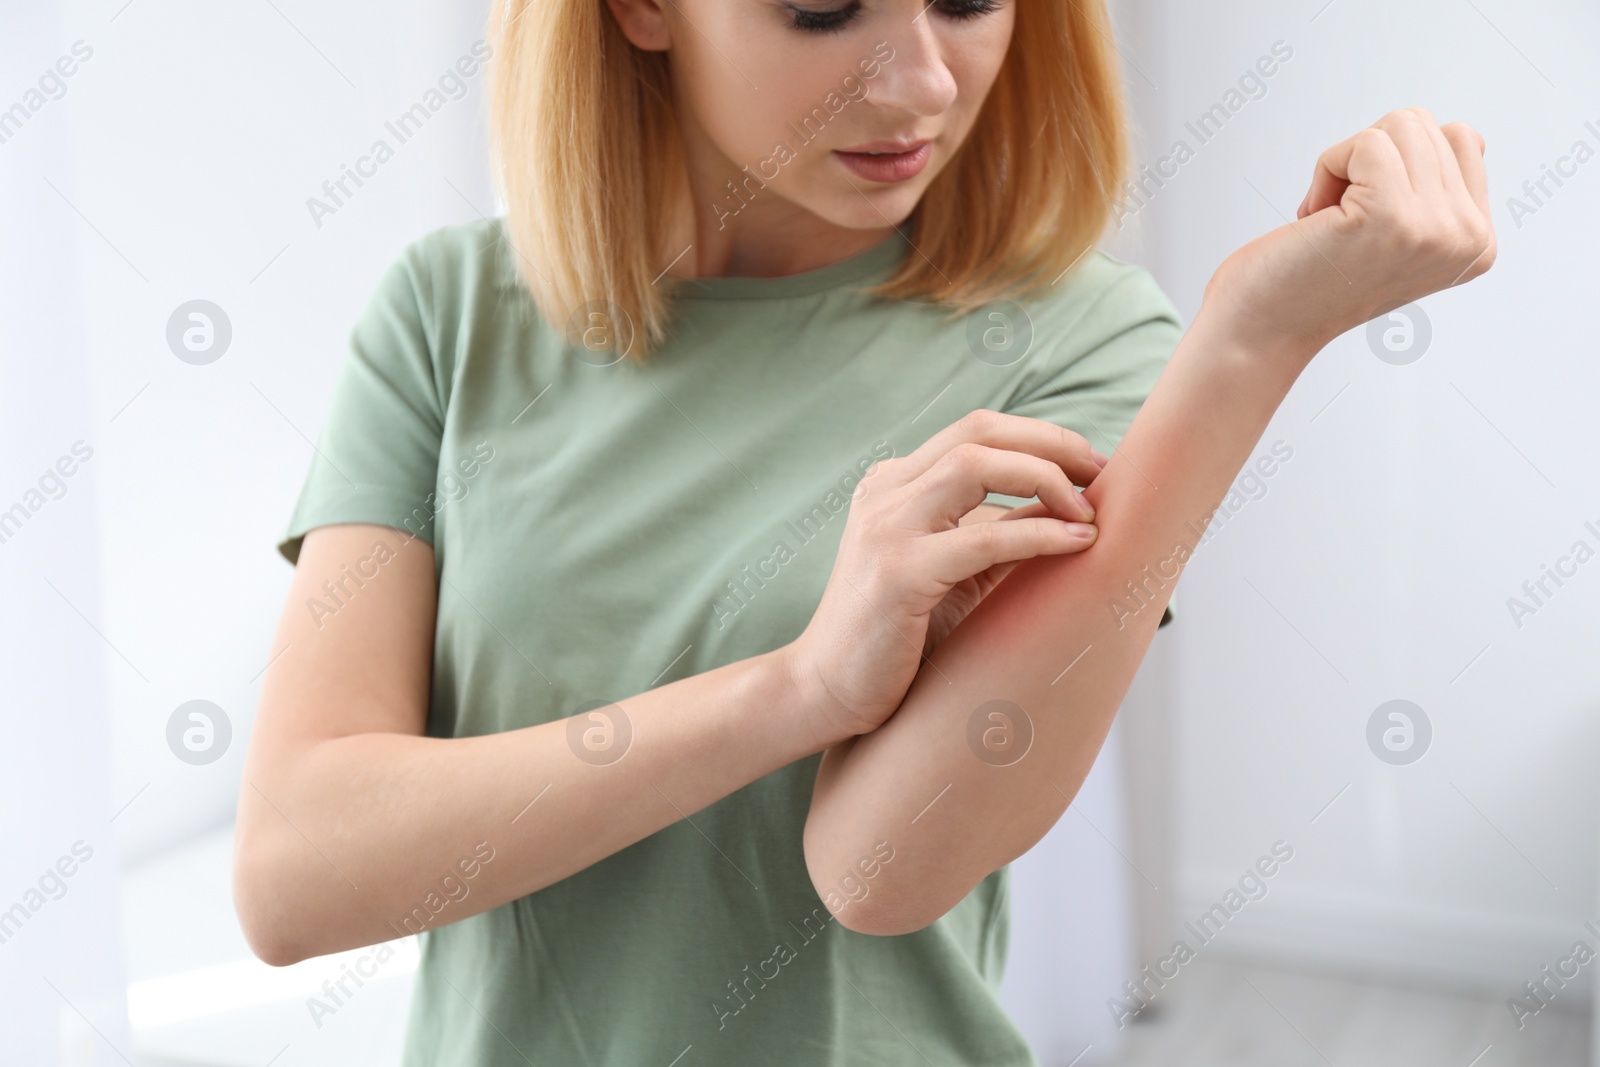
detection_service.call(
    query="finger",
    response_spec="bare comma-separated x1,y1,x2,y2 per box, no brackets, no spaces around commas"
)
890,409,1103,492
1439,121,1497,285
1300,147,1349,218
1374,108,1442,193
1418,116,1467,196
955,499,1050,529
907,442,1095,527
1301,127,1407,217
921,516,1098,587
1441,121,1490,219
992,500,1054,522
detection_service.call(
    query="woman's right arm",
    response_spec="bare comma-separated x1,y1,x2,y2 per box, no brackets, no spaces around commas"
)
236,444,1096,966
233,522,828,966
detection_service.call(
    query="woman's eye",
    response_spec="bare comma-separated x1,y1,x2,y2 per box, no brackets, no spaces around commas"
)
785,0,1002,34
936,0,1002,21
785,1,861,34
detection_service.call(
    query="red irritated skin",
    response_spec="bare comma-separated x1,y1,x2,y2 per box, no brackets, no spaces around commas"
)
799,107,1497,936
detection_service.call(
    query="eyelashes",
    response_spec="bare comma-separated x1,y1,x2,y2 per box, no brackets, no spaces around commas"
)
786,0,1004,34
785,2,860,34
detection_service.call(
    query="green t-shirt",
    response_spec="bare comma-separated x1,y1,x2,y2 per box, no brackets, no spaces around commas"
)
279,217,1181,1066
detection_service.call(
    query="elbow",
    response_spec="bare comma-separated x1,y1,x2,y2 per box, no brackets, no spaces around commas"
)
821,868,952,936
235,899,302,969
240,924,305,969
232,825,311,967
803,824,946,938
829,893,938,938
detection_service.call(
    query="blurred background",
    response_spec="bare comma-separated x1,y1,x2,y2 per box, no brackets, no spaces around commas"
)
3,0,1596,1064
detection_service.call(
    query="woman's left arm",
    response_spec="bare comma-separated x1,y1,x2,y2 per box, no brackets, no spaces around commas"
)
803,109,1498,935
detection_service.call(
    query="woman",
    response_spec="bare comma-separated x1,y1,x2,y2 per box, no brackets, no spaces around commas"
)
232,0,1495,1061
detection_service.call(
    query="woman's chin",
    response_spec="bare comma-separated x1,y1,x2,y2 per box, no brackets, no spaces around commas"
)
811,188,922,231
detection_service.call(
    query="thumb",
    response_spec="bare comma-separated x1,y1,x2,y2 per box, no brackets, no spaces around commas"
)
1300,126,1407,218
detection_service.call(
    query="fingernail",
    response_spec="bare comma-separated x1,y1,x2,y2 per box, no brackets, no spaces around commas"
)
1065,522,1097,540
1090,449,1111,466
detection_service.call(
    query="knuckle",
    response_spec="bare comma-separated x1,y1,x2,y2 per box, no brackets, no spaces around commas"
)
970,517,1007,554
1418,214,1456,254
941,441,988,477
857,458,891,488
1442,121,1487,158
1352,126,1392,156
956,407,1004,435
1459,210,1492,248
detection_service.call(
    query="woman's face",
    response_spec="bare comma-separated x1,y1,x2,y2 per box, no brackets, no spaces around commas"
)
614,0,1016,233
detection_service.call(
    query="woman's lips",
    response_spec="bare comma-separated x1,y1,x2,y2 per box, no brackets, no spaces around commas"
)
832,141,932,183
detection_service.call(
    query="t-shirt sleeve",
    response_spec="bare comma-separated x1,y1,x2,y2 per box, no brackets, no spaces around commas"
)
982,263,1184,628
276,246,444,566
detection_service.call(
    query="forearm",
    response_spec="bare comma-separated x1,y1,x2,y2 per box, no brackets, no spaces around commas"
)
236,645,821,965
803,302,1313,934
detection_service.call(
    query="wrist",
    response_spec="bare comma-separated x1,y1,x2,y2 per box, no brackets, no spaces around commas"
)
1195,277,1330,374
770,640,856,752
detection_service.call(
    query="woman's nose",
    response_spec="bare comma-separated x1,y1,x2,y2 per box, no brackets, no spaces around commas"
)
863,19,960,119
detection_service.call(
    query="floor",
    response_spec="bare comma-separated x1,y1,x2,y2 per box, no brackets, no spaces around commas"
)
1105,954,1591,1067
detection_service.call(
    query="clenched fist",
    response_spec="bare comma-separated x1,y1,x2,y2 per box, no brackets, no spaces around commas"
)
1204,107,1496,361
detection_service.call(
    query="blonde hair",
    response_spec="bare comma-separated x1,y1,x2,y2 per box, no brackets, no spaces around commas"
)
488,0,1130,363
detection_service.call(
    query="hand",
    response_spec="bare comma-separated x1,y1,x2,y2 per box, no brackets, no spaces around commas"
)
919,499,1059,657
783,409,1107,743
1204,108,1496,362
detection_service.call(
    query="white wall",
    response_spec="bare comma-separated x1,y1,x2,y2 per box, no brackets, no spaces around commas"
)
1,1,492,1060
0,7,131,1060
50,0,497,867
1121,0,1600,1001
